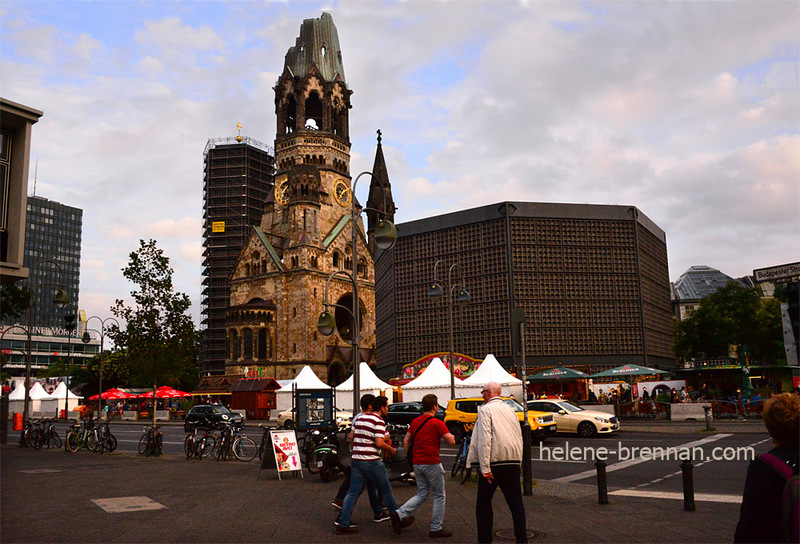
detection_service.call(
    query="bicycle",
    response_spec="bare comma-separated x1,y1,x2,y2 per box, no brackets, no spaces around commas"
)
230,424,258,462
97,422,117,452
214,423,233,462
138,425,163,457
66,420,103,453
257,423,271,460
451,432,472,484
42,420,62,449
184,425,217,459
22,419,45,450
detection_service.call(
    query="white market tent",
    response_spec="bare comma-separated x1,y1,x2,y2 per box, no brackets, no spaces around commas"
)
401,357,465,403
458,354,525,399
46,382,84,418
275,366,331,412
9,382,52,417
334,362,394,411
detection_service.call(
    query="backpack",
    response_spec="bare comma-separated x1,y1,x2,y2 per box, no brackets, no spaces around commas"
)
759,452,800,543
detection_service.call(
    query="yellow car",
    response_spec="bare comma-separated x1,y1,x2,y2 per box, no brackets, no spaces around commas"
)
444,397,557,442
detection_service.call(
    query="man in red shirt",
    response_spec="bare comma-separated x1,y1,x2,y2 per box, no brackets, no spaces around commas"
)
395,394,456,538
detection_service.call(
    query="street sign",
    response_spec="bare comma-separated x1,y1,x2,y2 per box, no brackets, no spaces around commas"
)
752,262,800,283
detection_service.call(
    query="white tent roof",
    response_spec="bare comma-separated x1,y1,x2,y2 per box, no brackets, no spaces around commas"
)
28,382,50,400
277,366,329,391
49,382,83,400
461,354,522,386
8,385,26,400
335,362,393,391
403,358,463,389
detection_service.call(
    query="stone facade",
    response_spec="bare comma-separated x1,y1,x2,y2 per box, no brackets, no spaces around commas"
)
225,13,386,385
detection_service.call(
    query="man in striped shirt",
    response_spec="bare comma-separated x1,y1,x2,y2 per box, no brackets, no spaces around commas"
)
335,394,415,535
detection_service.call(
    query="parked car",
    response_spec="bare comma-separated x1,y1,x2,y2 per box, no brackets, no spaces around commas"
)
384,401,446,427
527,399,620,438
184,404,244,432
276,407,352,430
444,397,557,442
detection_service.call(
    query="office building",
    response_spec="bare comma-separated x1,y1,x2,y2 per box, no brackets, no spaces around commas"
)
375,202,674,379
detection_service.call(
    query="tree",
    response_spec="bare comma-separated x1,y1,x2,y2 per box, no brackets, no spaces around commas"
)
110,239,199,426
0,284,31,321
674,282,785,365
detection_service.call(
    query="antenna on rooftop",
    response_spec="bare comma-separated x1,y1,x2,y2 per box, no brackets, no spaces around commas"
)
33,158,38,196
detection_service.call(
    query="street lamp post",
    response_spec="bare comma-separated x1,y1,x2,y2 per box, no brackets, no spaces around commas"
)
317,171,396,412
428,261,471,400
82,316,120,420
20,260,69,445
63,314,76,420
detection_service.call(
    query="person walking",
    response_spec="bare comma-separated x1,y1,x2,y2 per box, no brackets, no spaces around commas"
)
467,382,528,543
335,394,414,535
395,394,456,538
734,393,799,543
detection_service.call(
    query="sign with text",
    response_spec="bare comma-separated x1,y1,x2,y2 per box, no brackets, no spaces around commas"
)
753,262,800,283
270,430,302,473
212,221,225,233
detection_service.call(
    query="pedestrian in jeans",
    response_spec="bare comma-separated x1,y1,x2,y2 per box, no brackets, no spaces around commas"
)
395,393,456,538
467,382,528,543
332,403,387,523
335,394,414,535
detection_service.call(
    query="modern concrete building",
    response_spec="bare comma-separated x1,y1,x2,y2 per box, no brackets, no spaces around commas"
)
201,136,275,376
375,202,674,379
0,98,42,284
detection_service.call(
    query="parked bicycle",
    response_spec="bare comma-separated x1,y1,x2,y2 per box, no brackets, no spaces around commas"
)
41,419,62,449
21,419,45,450
257,423,271,460
66,419,103,453
451,432,472,484
230,424,258,462
138,425,163,457
97,422,117,452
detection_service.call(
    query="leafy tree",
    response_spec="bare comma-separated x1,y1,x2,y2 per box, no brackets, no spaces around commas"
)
674,282,785,365
110,239,199,425
0,284,31,321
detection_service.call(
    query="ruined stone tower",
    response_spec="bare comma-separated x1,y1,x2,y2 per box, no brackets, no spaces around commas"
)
225,13,393,384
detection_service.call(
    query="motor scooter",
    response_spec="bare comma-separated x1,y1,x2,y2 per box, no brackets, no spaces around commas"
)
384,423,416,486
313,427,346,482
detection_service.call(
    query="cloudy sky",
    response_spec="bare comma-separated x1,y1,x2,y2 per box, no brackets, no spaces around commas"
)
2,0,798,324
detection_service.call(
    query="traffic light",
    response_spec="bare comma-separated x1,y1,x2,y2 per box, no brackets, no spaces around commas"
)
64,313,76,334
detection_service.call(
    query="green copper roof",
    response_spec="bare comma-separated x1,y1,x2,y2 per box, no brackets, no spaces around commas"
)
323,214,351,248
254,227,285,272
284,12,346,83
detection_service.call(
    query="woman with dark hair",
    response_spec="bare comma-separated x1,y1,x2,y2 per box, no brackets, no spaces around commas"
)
734,393,799,543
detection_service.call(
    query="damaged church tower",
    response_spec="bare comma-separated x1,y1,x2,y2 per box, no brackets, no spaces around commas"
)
225,13,393,385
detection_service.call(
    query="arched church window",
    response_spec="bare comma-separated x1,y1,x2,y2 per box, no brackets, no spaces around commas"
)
258,329,267,360
305,92,323,131
243,328,253,359
231,330,240,360
286,95,297,134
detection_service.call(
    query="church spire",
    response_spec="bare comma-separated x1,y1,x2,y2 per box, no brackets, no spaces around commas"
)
367,129,396,254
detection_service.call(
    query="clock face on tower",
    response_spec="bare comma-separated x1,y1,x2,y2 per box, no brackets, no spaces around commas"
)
333,179,352,207
275,178,289,205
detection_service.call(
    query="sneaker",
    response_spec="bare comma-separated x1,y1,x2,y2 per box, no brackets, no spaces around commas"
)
332,498,343,510
335,525,359,535
373,511,391,523
334,521,358,528
429,529,453,538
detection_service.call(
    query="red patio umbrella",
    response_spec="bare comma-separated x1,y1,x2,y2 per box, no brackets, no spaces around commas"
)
137,386,191,399
87,388,137,401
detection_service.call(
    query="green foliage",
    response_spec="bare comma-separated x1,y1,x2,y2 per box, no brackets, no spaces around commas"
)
673,282,785,364
110,240,199,411
0,283,31,321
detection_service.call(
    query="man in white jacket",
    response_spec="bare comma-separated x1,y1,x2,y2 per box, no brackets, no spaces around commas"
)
466,382,527,543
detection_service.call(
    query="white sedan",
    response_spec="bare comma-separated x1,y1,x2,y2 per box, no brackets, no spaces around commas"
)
527,399,620,438
276,407,352,430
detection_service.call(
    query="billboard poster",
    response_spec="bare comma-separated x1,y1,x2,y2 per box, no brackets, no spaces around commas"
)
270,430,302,473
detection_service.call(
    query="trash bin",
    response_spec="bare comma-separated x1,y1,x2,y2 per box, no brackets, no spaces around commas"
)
13,412,23,431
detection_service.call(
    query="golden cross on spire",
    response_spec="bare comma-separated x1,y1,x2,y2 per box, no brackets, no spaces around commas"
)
237,122,242,134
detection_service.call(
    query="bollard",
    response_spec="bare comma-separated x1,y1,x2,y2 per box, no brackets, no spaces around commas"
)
596,460,610,505
521,422,532,496
681,460,696,511
703,405,712,431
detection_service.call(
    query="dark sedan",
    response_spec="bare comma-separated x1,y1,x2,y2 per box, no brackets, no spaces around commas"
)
184,405,244,432
385,401,446,427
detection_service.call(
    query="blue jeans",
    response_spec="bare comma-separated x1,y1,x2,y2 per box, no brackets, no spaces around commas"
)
396,463,446,531
337,459,399,528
